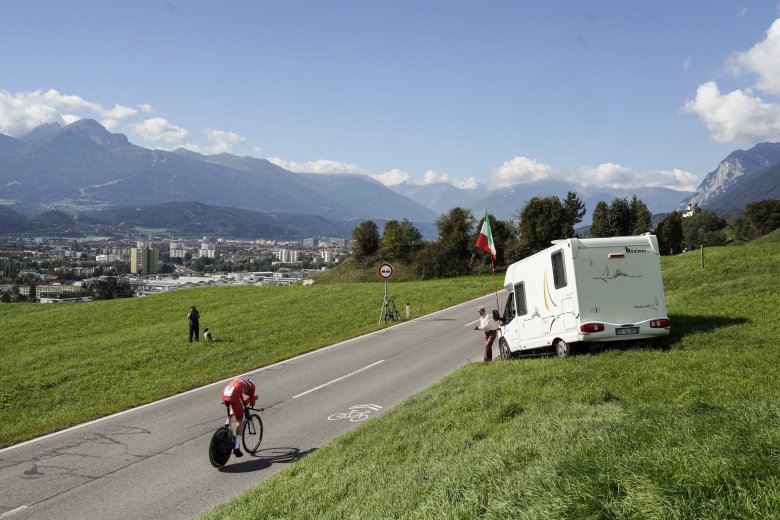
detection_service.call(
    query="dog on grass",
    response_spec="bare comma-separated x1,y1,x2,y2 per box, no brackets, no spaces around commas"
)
203,328,213,341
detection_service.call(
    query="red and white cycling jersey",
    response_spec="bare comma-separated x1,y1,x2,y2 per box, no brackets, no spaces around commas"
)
221,378,256,421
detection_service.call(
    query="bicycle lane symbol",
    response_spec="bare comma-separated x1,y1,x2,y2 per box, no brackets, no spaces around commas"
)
328,404,383,422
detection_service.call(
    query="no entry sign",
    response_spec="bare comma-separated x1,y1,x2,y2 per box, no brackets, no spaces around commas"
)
378,262,394,280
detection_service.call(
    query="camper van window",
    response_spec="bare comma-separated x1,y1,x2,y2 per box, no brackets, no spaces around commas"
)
551,251,567,289
503,292,515,323
515,282,527,316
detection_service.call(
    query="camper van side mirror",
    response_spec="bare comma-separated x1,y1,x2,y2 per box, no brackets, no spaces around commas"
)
492,310,501,322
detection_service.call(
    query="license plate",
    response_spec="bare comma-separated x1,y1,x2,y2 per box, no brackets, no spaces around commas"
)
616,327,639,335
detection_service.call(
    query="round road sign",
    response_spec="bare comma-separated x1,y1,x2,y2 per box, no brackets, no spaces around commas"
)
378,262,394,280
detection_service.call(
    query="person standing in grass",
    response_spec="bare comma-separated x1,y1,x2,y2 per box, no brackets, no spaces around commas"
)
187,305,200,342
473,305,497,362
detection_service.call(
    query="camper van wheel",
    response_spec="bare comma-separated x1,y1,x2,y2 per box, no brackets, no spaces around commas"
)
498,338,513,360
555,339,571,358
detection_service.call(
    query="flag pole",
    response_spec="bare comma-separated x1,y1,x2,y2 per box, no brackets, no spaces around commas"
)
476,210,503,339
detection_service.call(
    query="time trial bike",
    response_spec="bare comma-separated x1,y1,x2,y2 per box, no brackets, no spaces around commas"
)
209,404,264,468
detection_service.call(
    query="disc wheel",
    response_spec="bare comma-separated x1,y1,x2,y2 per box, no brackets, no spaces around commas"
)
209,427,233,468
242,414,264,454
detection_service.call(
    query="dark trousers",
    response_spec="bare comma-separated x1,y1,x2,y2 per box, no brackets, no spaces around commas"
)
189,323,199,342
483,330,496,362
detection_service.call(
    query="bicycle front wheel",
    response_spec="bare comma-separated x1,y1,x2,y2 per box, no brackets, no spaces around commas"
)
242,414,264,454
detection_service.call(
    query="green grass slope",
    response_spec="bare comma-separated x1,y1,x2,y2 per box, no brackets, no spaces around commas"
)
203,240,780,519
0,275,492,447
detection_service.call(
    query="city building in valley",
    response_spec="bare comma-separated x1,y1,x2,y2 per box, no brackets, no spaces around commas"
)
131,243,161,274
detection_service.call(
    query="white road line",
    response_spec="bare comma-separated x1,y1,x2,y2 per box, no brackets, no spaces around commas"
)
292,360,385,399
0,506,28,519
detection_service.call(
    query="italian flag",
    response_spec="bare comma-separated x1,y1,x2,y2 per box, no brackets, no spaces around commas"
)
475,211,496,261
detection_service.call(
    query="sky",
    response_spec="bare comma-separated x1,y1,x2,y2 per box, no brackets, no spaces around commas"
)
3,1,780,194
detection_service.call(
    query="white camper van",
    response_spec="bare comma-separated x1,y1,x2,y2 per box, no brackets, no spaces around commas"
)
497,233,670,358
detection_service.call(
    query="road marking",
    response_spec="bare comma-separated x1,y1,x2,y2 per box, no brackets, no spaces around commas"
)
328,404,384,422
0,506,28,518
292,360,385,399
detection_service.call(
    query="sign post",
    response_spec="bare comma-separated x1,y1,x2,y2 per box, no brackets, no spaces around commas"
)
377,262,394,325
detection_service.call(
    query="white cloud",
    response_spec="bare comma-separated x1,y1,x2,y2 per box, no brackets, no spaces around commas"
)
576,163,635,188
266,157,368,175
131,117,191,144
488,156,558,187
101,118,119,131
686,18,780,144
371,168,410,185
264,158,478,188
0,89,75,136
683,81,780,142
421,170,478,189
179,128,247,154
644,168,700,191
683,55,691,72
727,18,780,96
101,104,138,120
575,163,698,191
0,88,255,155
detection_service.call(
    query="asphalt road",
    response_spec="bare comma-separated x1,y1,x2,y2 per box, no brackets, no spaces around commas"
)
0,294,499,520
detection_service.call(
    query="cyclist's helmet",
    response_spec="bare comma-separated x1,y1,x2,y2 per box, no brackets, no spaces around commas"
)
241,378,255,395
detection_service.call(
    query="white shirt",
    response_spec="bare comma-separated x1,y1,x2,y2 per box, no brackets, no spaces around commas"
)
477,312,497,332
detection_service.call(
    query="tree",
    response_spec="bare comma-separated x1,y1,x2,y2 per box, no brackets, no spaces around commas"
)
414,208,474,279
380,218,423,263
607,197,633,236
681,211,727,249
94,277,135,300
656,212,683,255
518,197,566,254
744,199,780,237
436,207,475,275
351,220,380,263
591,196,651,238
589,201,610,238
630,195,652,235
561,191,586,237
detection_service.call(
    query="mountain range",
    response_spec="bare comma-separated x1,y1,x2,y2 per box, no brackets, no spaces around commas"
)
1,120,778,239
679,142,780,214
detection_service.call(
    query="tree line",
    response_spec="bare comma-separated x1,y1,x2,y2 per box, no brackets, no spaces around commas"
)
350,193,780,279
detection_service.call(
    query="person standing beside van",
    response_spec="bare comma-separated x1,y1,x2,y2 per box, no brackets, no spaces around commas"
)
473,305,497,362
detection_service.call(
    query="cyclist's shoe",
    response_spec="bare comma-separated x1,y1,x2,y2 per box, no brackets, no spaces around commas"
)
232,448,243,458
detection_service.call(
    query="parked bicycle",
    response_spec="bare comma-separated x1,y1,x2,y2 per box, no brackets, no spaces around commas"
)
382,297,401,323
209,404,264,468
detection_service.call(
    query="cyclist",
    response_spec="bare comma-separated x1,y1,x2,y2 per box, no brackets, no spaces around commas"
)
221,377,257,458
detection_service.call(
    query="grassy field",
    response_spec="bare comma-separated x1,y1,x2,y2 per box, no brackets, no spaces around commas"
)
0,275,492,448
201,239,780,519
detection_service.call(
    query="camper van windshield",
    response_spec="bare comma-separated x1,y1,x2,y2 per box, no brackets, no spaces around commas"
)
551,251,567,289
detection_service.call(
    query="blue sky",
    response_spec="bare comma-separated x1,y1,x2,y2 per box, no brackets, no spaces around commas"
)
3,1,780,193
